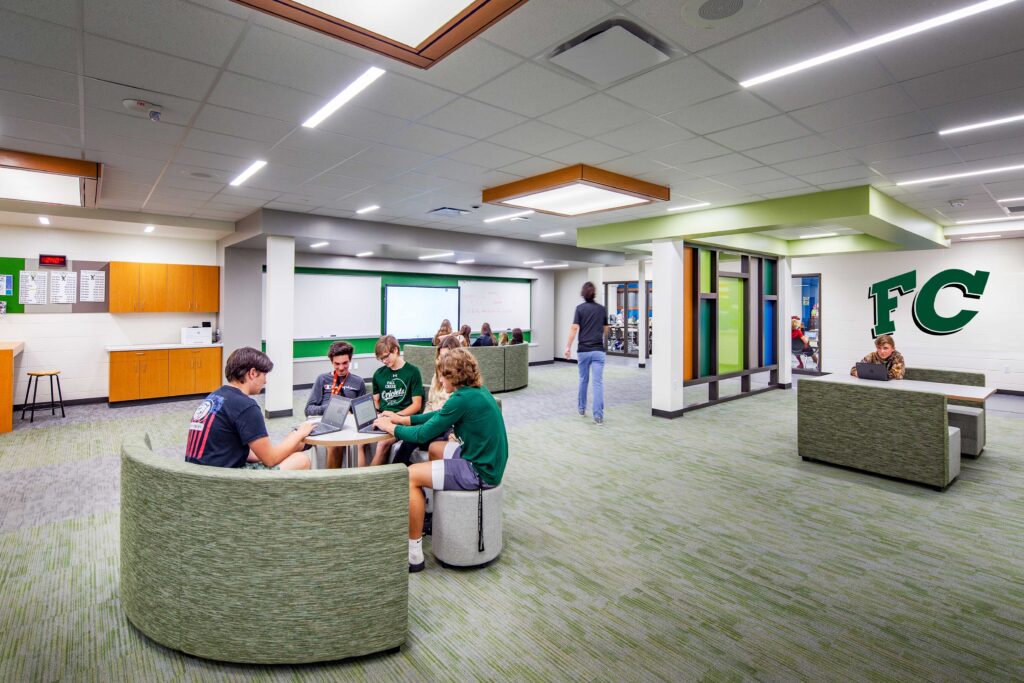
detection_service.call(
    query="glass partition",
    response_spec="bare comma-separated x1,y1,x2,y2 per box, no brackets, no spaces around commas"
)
790,274,821,374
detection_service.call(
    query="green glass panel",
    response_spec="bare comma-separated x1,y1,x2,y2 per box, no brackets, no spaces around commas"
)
763,259,776,296
718,277,745,374
698,299,713,377
699,250,712,293
718,252,742,274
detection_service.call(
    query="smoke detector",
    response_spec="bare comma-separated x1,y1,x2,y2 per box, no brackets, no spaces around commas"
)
682,0,762,28
122,98,163,122
949,199,967,208
548,20,676,87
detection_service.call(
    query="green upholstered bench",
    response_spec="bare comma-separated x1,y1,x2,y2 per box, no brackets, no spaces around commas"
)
403,343,528,393
904,368,987,458
798,378,961,489
120,435,409,664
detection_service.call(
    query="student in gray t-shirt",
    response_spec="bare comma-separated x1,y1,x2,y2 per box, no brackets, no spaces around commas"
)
305,341,367,467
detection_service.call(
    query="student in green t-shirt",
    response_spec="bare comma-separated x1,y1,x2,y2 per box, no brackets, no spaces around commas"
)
374,347,508,572
369,335,424,466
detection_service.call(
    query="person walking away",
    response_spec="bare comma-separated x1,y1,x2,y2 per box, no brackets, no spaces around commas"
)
564,282,608,425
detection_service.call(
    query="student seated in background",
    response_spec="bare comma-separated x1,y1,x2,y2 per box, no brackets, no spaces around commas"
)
305,341,368,467
498,331,510,346
418,336,463,461
791,316,818,368
186,347,313,470
373,348,508,572
471,322,495,346
457,323,472,346
850,334,906,380
370,335,424,466
511,327,524,345
432,319,453,346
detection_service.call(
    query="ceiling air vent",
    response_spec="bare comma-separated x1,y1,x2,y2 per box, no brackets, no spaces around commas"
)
548,20,676,88
1005,204,1024,214
428,207,470,217
682,0,761,28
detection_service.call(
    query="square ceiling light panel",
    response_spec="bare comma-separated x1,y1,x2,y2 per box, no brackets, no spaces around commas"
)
0,149,101,208
549,23,672,87
231,0,528,68
483,164,670,217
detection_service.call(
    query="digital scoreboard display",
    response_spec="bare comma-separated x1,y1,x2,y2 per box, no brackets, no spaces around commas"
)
39,254,68,267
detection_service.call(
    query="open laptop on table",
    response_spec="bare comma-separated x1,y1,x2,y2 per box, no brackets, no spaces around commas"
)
309,395,352,436
856,362,889,381
351,394,387,435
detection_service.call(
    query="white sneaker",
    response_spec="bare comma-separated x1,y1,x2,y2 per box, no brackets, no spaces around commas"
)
409,538,425,572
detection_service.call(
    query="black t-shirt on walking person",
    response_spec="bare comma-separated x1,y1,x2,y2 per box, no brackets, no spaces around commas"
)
185,385,268,468
573,301,607,353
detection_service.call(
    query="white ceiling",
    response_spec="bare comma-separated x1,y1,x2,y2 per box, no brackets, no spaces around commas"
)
2,0,1024,247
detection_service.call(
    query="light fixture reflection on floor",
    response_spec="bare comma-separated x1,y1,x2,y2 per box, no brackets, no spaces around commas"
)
483,164,669,217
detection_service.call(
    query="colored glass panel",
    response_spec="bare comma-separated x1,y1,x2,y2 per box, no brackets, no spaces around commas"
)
683,248,694,380
698,299,713,377
763,300,776,366
699,249,712,293
718,277,745,374
763,259,776,296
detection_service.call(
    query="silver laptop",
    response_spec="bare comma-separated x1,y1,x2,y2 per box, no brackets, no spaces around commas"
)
351,394,387,434
856,362,889,382
309,396,352,436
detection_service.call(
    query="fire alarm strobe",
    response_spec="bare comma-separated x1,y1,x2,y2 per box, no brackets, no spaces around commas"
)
122,98,163,122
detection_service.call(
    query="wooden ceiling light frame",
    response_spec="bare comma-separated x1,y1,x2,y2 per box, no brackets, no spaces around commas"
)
483,164,671,217
230,0,528,69
0,149,102,208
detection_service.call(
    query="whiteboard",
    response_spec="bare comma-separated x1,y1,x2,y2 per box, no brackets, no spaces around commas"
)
459,280,530,331
385,285,460,340
262,273,381,339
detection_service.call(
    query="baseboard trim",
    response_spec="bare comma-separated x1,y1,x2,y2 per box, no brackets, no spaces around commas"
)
638,363,646,369
529,360,554,366
653,385,781,419
294,382,313,390
651,407,684,419
265,408,293,418
107,394,210,409
15,395,108,411
778,382,793,389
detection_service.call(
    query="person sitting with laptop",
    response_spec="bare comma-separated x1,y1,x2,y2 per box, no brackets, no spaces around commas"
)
850,334,906,380
186,347,314,470
369,335,424,466
305,341,368,467
373,348,508,572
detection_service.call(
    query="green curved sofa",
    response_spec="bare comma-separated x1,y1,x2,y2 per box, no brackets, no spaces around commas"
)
120,436,409,664
403,343,528,393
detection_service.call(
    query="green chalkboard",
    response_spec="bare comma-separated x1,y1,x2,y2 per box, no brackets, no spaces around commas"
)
0,257,27,314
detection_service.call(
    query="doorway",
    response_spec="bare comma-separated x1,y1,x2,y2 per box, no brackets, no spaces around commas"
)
790,274,821,375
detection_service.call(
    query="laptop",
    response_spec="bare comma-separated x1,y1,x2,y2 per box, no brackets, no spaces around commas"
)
856,362,889,382
309,396,352,436
351,394,387,434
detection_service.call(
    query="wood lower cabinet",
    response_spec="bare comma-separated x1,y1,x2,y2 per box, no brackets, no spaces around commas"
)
110,347,221,403
111,262,218,313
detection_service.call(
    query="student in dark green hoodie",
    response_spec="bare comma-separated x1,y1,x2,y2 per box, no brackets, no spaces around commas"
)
373,347,507,572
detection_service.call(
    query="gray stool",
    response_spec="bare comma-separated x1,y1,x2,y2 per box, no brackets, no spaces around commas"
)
948,426,961,483
948,405,985,458
432,485,503,568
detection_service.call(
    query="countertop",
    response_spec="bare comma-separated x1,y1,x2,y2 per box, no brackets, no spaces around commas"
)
106,343,224,352
0,341,25,355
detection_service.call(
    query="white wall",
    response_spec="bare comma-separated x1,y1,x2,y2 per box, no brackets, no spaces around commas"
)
554,268,591,360
0,225,218,401
792,239,1024,391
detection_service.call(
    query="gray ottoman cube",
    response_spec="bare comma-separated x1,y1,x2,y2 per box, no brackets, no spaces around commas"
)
432,485,503,568
948,405,985,457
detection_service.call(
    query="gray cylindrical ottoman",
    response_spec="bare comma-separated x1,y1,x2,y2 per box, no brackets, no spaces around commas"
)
432,485,503,568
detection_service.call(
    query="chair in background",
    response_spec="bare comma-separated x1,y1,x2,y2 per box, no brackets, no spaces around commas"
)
21,369,65,423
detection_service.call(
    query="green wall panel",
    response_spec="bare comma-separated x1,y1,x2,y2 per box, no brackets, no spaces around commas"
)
718,277,744,374
762,259,776,296
0,257,26,314
698,299,713,377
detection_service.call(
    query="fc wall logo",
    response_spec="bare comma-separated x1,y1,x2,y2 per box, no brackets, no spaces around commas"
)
868,269,989,338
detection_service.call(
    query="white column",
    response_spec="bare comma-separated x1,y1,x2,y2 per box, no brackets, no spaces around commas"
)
652,241,685,415
264,235,295,417
776,256,793,388
637,258,648,368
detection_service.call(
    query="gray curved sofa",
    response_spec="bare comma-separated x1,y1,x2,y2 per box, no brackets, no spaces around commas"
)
404,343,528,393
120,436,408,664
905,367,986,457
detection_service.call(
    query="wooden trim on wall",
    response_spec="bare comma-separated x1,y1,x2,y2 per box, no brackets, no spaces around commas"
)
0,149,99,178
229,0,528,69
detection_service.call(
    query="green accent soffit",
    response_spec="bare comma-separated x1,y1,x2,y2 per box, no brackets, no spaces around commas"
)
576,186,946,255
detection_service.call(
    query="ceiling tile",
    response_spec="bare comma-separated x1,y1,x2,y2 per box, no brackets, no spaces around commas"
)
901,49,1024,109
275,127,371,163
543,139,630,166
85,0,246,67
710,166,788,186
774,151,860,176
789,85,919,133
708,116,811,151
741,177,812,195
748,57,893,111
193,104,295,144
316,105,410,145
540,93,649,137
868,150,966,175
0,9,78,71
388,172,452,191
327,156,405,183
0,57,78,104
183,129,269,160
348,144,434,173
398,39,523,94
447,141,531,169
601,153,671,177
386,124,475,157
822,113,936,149
489,120,584,156
499,157,564,178
795,166,878,185
0,91,78,129
405,158,488,185
645,137,731,167
661,91,779,135
681,154,760,177
0,115,80,148
744,135,839,165
606,58,737,116
85,108,186,145
468,62,593,118
923,86,1024,133
845,134,947,164
355,73,459,122
208,71,323,123
83,34,219,101
83,79,201,127
480,0,616,58
595,117,693,153
421,98,526,139
87,131,178,161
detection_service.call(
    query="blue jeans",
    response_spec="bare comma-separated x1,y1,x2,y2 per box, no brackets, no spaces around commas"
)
577,351,605,419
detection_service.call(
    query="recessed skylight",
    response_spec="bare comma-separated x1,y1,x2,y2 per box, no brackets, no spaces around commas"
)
301,1,475,48
356,251,374,257
38,216,50,225
419,251,455,260
311,241,329,248
533,263,569,269
483,210,534,223
229,160,267,186
799,232,839,239
740,0,1020,87
503,184,650,216
961,234,1002,240
303,67,386,129
540,231,565,238
0,168,81,206
356,204,380,214
939,111,1024,135
955,216,1022,224
456,259,476,264
667,202,710,212
896,162,1024,186
523,260,543,265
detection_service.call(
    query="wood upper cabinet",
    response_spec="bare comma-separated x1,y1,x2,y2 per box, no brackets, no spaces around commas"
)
109,350,169,401
111,262,218,313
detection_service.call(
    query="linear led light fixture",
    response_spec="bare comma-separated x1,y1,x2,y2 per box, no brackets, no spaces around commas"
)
303,67,385,129
961,234,1002,240
483,164,669,217
667,202,710,212
939,112,1024,135
955,216,1023,224
484,209,534,223
799,232,839,239
523,259,543,265
310,241,329,248
997,196,1024,202
896,162,1024,186
740,0,1020,88
534,263,569,269
230,160,267,186
0,149,101,207
144,225,155,233
38,216,50,225
540,231,565,238
419,251,455,260
456,258,476,264
355,251,374,257
355,204,380,214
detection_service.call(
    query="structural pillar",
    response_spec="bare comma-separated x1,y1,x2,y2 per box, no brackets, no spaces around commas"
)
776,256,793,389
264,235,295,417
651,241,685,416
637,258,648,368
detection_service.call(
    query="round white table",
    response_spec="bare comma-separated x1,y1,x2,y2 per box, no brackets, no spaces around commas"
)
303,423,391,468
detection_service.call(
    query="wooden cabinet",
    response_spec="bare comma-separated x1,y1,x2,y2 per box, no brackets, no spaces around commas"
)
111,262,218,313
168,347,222,396
112,347,221,403
109,350,169,402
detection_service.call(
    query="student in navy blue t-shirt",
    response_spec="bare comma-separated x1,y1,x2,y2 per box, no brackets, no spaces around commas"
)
565,281,609,425
186,347,314,470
